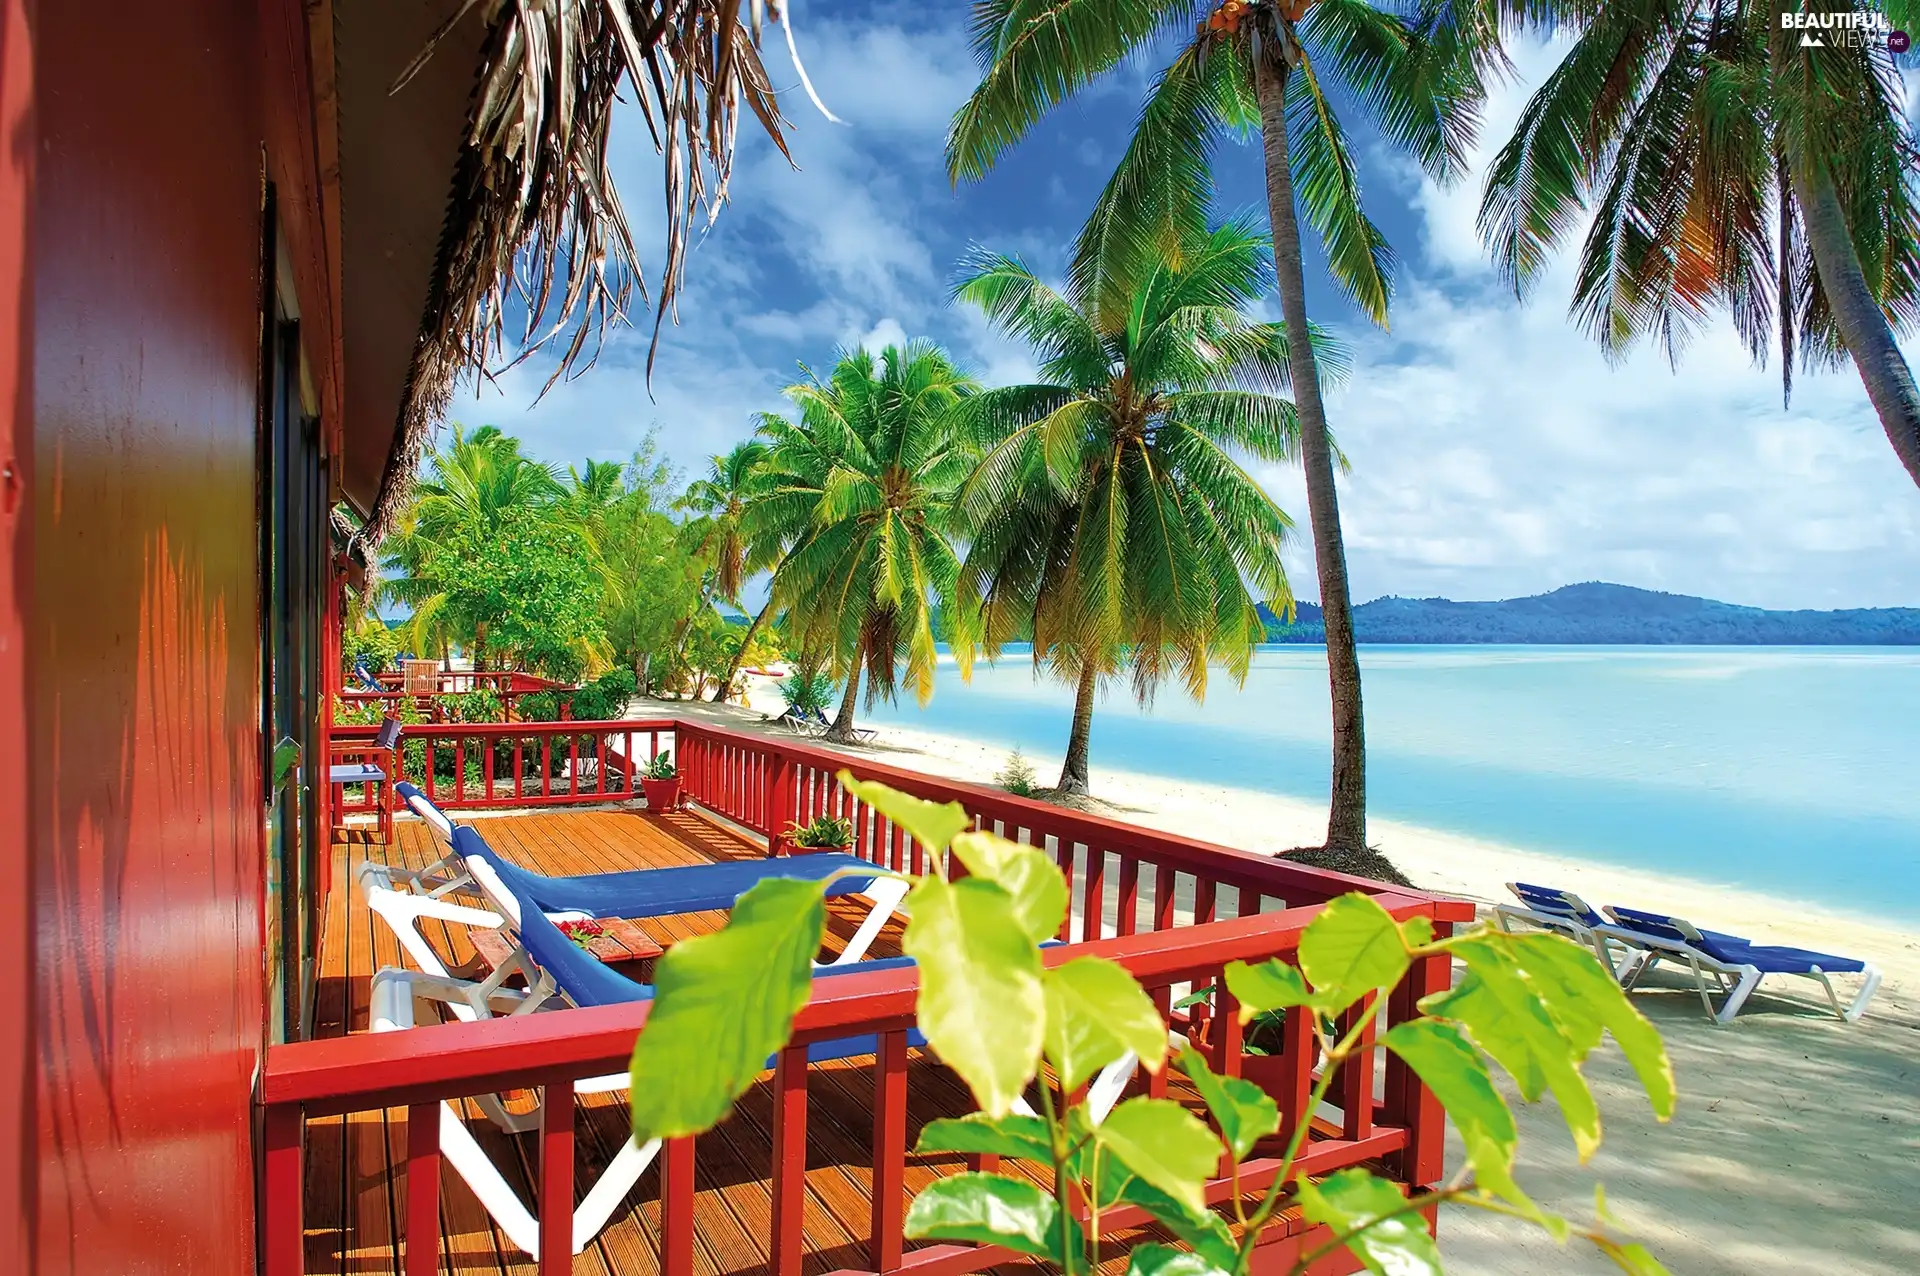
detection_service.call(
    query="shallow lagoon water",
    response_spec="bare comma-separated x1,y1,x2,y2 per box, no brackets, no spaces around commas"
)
866,646,1920,922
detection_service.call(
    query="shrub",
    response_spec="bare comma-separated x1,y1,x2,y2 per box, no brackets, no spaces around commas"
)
641,750,676,780
778,670,837,717
785,814,853,849
996,747,1039,797
447,688,505,723
342,621,400,676
571,666,639,721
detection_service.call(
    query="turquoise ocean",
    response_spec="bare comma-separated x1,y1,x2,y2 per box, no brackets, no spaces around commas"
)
865,646,1920,924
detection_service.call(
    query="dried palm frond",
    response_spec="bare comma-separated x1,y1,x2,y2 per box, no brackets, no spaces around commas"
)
368,0,804,541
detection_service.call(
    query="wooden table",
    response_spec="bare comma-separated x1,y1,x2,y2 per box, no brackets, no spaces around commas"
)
470,915,663,974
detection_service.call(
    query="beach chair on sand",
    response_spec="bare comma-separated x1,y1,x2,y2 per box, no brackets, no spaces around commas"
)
1494,882,1644,980
1602,905,1882,1024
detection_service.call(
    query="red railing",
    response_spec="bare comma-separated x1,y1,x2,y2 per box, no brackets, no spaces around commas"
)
330,718,675,816
275,716,1473,1276
340,669,576,721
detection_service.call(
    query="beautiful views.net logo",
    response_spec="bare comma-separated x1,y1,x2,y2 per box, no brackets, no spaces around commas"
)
1779,7,1909,52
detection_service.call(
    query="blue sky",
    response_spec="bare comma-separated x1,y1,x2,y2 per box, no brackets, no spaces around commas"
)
471,4,1920,610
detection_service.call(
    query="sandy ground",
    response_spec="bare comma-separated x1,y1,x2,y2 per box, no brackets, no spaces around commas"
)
661,686,1920,1276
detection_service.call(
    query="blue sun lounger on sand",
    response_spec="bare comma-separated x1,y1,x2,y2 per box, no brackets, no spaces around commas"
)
1601,904,1882,1025
1493,881,1645,979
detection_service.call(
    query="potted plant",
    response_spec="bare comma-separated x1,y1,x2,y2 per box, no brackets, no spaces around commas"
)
640,750,681,813
1175,986,1325,1108
783,813,854,855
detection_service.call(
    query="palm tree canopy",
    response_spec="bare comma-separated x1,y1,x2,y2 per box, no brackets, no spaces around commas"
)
761,343,979,706
953,218,1327,703
950,0,1513,329
1477,3,1920,400
680,440,773,604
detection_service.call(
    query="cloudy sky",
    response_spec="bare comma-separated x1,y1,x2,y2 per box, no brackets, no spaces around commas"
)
469,2,1920,610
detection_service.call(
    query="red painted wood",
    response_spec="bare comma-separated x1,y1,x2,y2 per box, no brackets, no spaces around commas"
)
662,1136,696,1276
1276,1005,1314,1148
770,1047,808,1276
870,1031,909,1271
1081,846,1106,942
1216,977,1244,1078
263,1104,303,1276
1385,935,1452,1185
1153,868,1178,933
539,1076,575,1275
405,1102,441,1276
1339,994,1377,1141
1195,878,1217,926
1116,856,1139,937
0,3,27,1256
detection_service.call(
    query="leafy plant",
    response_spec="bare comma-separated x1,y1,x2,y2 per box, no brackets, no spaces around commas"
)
785,814,853,850
996,748,1039,798
641,750,677,781
777,669,837,718
342,620,401,677
570,666,638,721
447,688,505,724
627,774,1677,1276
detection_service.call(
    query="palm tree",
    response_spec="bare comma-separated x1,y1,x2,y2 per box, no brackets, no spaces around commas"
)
949,1,1499,849
764,344,978,744
1479,5,1920,487
380,424,564,665
953,220,1316,794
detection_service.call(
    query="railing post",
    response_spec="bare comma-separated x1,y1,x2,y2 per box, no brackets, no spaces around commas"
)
769,751,794,857
405,1103,441,1276
262,1104,303,1276
662,1136,696,1276
538,1077,576,1275
1385,926,1452,1186
770,1046,808,1276
871,1031,909,1272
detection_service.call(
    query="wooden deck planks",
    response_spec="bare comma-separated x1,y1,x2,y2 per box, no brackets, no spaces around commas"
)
300,806,1318,1276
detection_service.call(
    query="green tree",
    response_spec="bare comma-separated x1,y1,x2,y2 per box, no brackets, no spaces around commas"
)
580,440,708,694
764,344,978,743
952,220,1314,795
380,424,569,666
412,505,606,678
950,1,1501,847
1480,2,1920,488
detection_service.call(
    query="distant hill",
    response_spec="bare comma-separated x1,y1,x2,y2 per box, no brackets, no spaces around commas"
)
1260,582,1920,645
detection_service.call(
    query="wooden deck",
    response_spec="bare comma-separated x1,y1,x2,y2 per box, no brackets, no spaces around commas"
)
303,806,1207,1276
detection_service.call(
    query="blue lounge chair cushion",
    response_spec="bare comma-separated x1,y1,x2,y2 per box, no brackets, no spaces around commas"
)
497,837,926,1062
1607,906,1863,973
330,763,387,784
1510,882,1604,926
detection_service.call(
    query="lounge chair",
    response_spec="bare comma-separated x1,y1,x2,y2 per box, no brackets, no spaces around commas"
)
372,862,929,1257
1602,905,1882,1024
1494,882,1645,980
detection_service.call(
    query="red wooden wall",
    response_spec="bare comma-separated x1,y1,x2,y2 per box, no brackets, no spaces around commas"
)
26,0,278,1270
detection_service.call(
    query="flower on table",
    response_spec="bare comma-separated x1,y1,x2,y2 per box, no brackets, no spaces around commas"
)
557,918,607,951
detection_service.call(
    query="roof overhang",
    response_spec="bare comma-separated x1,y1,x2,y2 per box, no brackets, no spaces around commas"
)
331,0,485,515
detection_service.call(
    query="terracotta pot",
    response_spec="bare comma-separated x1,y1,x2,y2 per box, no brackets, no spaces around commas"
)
640,776,682,812
787,840,851,856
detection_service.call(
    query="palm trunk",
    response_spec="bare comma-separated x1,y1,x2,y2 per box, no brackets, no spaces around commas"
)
713,600,774,702
1056,662,1097,796
1254,46,1367,851
1791,155,1920,488
823,663,863,744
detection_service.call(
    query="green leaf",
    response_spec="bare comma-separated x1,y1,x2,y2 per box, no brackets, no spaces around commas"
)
915,1112,1053,1163
1297,1168,1439,1276
1043,956,1169,1091
950,829,1068,943
1504,932,1677,1122
1126,1242,1232,1276
1094,1097,1222,1216
1596,1241,1673,1275
903,1172,1079,1261
629,877,827,1142
1298,893,1409,1013
1175,1047,1278,1162
837,770,971,854
1423,947,1603,1162
904,873,1045,1116
1114,1176,1239,1269
1381,1020,1524,1207
1224,958,1314,1019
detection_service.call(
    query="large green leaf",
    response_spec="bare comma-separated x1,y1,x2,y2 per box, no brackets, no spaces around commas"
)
1503,932,1677,1122
1298,893,1410,1013
629,878,827,1142
1114,1175,1239,1269
1423,947,1602,1161
904,873,1046,1116
950,829,1069,943
1043,956,1169,1092
838,771,971,854
1224,958,1314,1018
915,1112,1053,1163
1380,1019,1525,1208
1094,1097,1222,1216
1175,1046,1279,1161
903,1172,1078,1261
1125,1242,1232,1276
1297,1167,1440,1276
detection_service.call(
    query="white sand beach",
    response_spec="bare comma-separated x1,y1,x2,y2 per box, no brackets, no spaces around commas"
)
670,685,1920,1276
